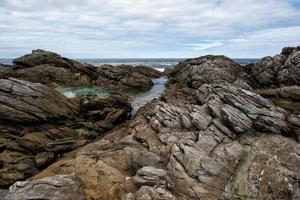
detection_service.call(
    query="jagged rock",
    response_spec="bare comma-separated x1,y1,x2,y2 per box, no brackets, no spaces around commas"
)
0,78,132,187
132,150,166,170
122,186,176,200
14,64,79,87
96,65,155,90
167,55,241,88
197,84,290,134
11,50,98,86
133,167,169,188
13,49,76,69
0,78,79,123
134,66,164,78
2,50,164,90
2,47,299,200
4,173,86,200
250,46,300,87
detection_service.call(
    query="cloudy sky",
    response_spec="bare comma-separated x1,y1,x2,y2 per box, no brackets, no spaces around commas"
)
0,0,300,58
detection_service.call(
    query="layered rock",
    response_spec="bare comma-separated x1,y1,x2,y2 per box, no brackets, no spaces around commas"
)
11,49,98,87
167,55,242,88
0,49,164,89
1,47,299,200
0,78,132,187
4,173,86,200
96,64,163,90
249,46,300,87
27,48,300,200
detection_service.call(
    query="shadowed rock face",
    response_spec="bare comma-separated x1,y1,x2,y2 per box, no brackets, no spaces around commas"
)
1,49,164,89
27,47,300,200
250,46,300,88
96,64,163,90
0,78,132,187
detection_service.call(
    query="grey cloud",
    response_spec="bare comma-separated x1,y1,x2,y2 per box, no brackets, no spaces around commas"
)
0,0,299,58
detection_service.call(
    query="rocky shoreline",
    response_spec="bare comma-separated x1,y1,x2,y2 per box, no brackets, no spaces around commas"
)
0,47,299,200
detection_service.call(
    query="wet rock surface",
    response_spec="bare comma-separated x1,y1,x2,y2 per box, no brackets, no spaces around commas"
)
0,46,299,199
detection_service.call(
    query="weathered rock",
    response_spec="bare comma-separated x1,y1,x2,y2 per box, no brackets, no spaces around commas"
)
132,150,166,170
0,78,78,123
167,55,241,88
96,65,155,90
3,50,164,90
34,152,55,168
133,167,169,188
4,173,86,200
122,186,176,200
14,64,73,86
250,46,300,87
0,78,132,187
134,65,164,78
3,46,300,200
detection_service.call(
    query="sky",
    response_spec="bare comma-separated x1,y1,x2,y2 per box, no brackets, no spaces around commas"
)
0,0,300,58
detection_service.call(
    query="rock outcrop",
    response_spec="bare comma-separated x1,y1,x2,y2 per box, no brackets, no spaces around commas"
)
0,78,132,187
0,47,299,200
96,64,163,90
249,46,300,88
27,47,300,200
4,173,86,200
0,50,164,89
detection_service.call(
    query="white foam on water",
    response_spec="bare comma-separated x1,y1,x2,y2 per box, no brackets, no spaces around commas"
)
154,67,165,72
63,91,76,98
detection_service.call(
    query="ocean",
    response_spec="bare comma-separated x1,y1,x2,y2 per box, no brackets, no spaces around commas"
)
0,58,258,69
0,58,259,114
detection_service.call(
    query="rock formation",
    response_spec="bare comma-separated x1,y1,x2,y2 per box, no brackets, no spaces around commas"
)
0,49,163,89
1,47,299,200
96,64,162,90
4,173,86,200
0,78,132,187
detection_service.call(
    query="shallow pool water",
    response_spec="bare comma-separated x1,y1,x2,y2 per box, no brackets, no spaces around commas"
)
55,77,167,113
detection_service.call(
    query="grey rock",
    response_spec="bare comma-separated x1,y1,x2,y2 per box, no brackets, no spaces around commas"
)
34,152,55,168
133,167,169,188
123,186,176,200
132,150,166,170
4,173,86,200
168,55,241,88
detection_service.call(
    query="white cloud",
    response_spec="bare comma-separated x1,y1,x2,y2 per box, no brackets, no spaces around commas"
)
0,0,299,58
201,26,300,57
